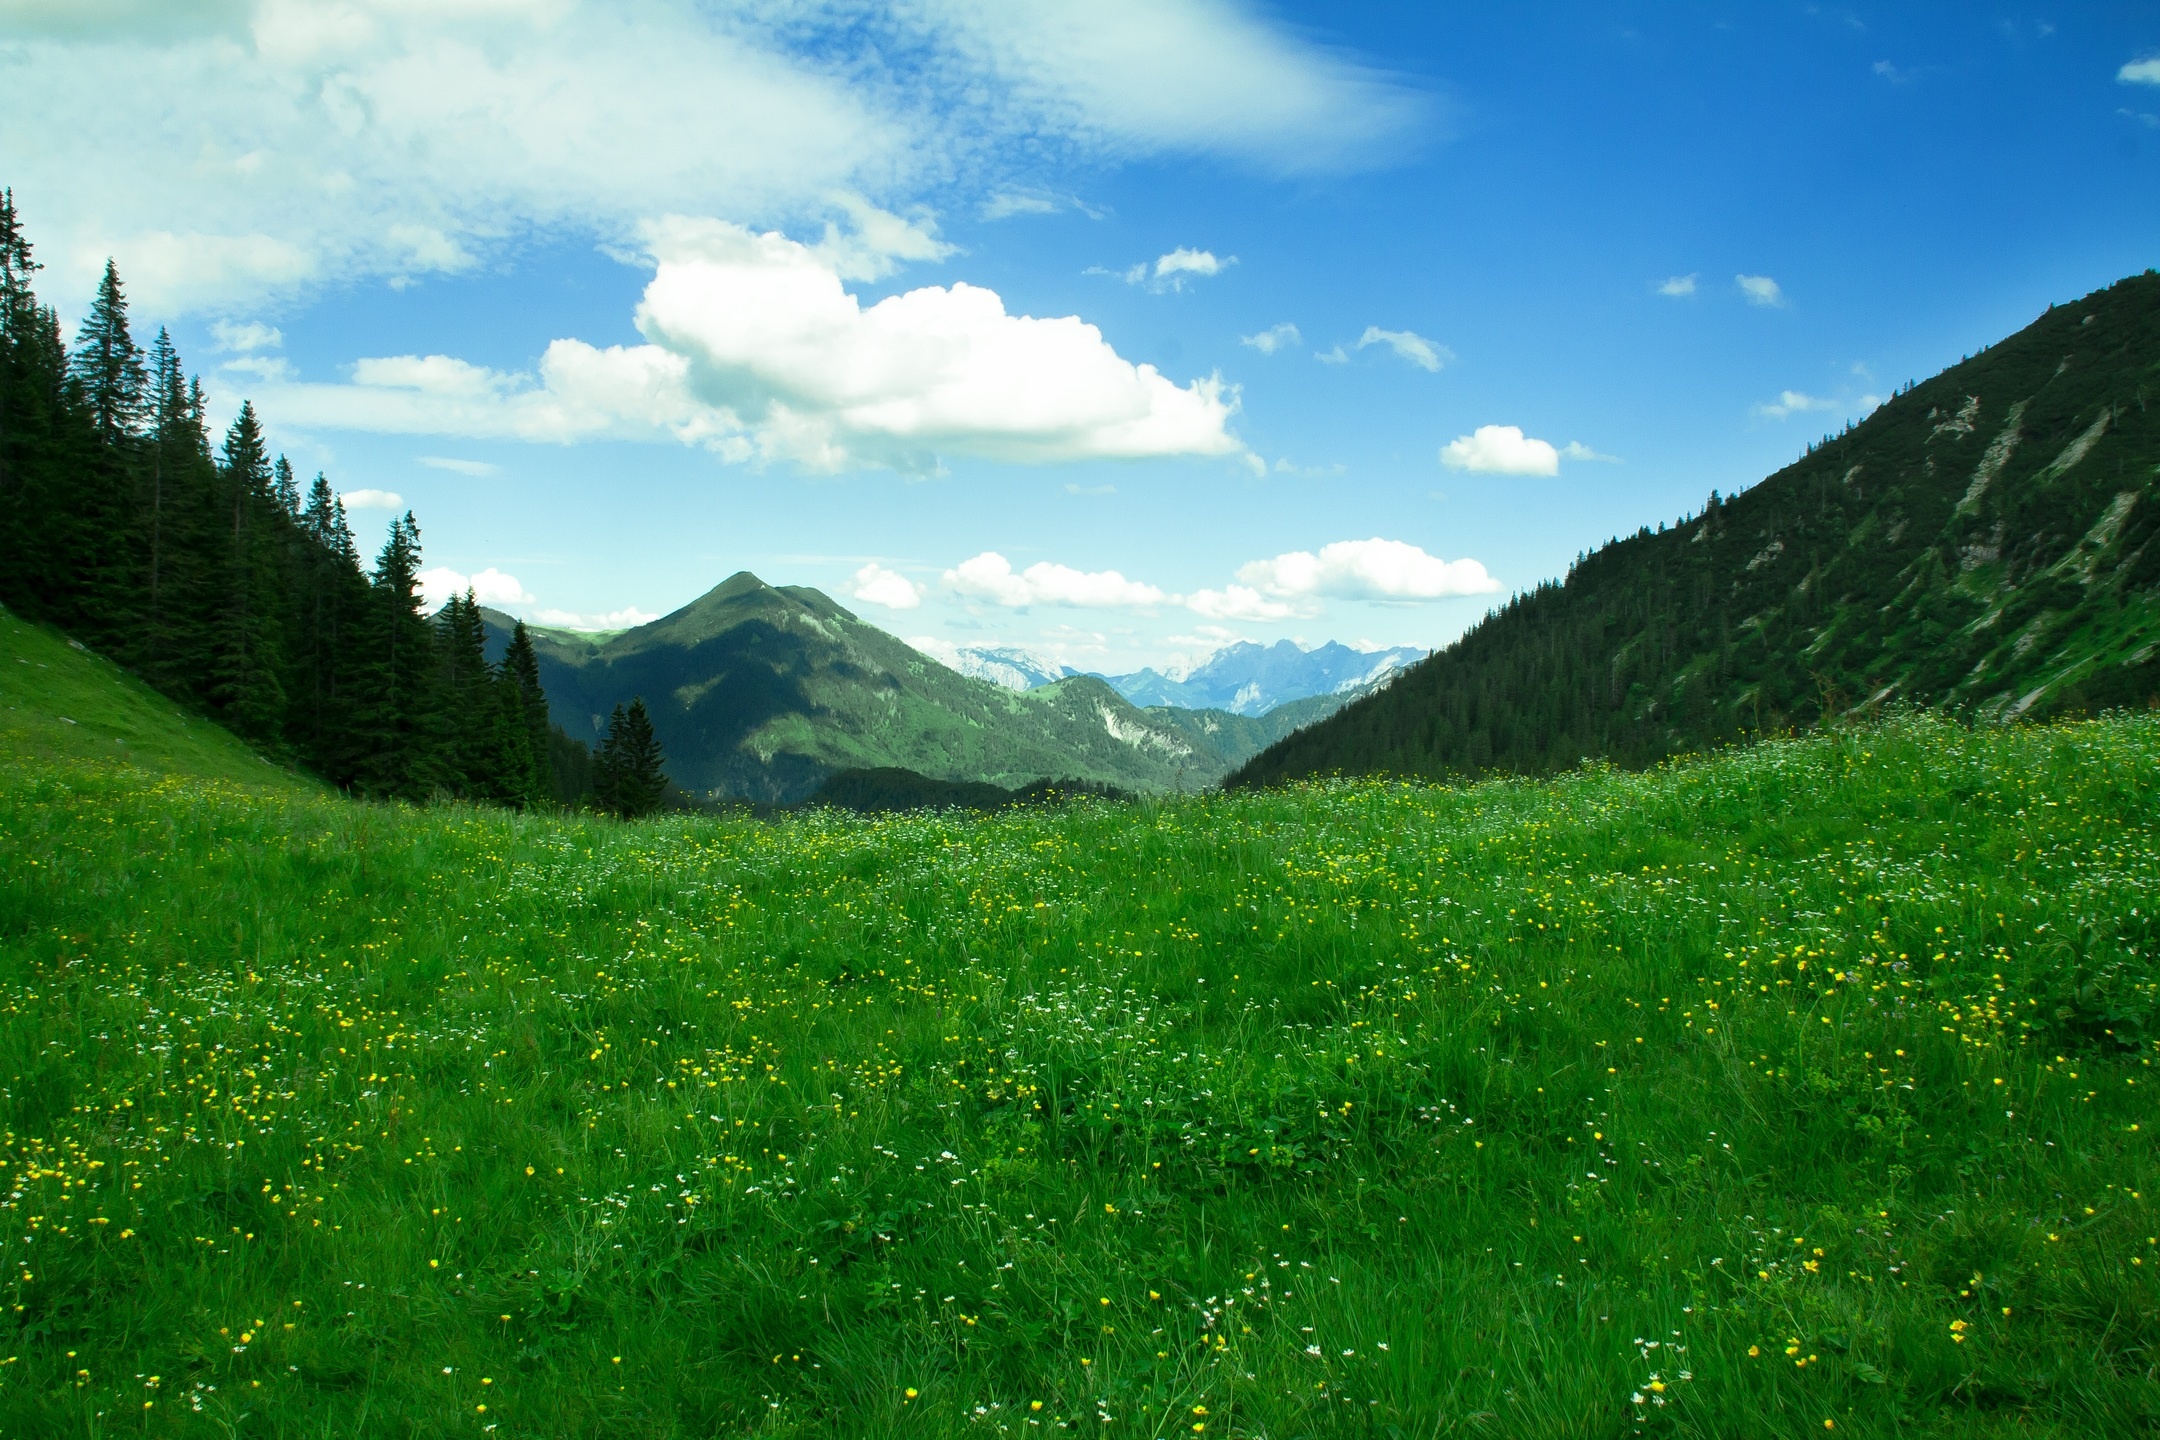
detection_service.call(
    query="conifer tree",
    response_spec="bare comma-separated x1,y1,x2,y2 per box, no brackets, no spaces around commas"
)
500,619,552,801
359,512,443,798
594,697,668,818
69,260,146,446
210,402,287,740
434,590,493,792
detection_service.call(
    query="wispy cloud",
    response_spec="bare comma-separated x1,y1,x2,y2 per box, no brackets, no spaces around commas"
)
1655,273,1698,297
1737,274,1787,308
1355,325,1449,371
417,455,500,476
2119,57,2160,86
212,320,283,352
1560,441,1620,463
1751,389,1836,420
1241,322,1301,354
1100,247,1236,292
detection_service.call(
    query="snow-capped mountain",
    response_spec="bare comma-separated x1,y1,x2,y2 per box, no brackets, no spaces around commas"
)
1100,640,1426,715
913,642,1079,691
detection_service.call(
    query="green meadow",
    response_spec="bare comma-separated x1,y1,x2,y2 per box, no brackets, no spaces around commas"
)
0,612,2155,1438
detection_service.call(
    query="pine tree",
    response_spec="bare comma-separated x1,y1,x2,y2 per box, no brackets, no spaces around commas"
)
69,260,146,446
594,698,668,818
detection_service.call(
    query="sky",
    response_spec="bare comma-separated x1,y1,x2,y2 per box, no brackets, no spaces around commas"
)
4,1,2157,676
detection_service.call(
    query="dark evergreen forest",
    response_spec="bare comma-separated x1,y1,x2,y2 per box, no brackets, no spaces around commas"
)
1232,270,2160,789
0,190,575,806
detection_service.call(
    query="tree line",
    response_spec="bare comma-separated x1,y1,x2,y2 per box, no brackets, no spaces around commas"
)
0,188,588,806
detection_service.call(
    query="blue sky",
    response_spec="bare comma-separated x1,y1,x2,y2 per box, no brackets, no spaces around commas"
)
5,2,2157,674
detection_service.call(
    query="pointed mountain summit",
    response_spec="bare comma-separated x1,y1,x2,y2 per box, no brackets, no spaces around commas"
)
483,573,1328,802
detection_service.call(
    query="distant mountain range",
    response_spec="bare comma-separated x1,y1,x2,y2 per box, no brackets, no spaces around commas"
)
482,575,1355,803
1099,639,1424,715
935,638,1424,715
1233,269,2160,789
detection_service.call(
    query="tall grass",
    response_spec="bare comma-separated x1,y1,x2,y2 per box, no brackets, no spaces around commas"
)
0,713,2154,1436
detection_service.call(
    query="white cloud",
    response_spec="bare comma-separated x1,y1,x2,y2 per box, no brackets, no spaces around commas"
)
850,562,923,610
1241,322,1301,354
1315,345,1349,364
2,1,1425,315
1751,389,1836,420
2119,57,2160,85
1655,273,1697,297
1064,482,1117,495
1559,441,1620,463
242,217,1244,473
221,354,292,382
1355,326,1448,371
1184,584,1299,622
338,487,403,510
212,319,282,351
946,551,1167,608
1440,424,1559,476
1105,247,1234,292
417,455,499,476
1737,274,1786,308
1236,538,1497,603
534,605,659,631
419,565,534,611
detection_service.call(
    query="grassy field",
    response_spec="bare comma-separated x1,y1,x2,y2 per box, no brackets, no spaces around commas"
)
0,617,2155,1437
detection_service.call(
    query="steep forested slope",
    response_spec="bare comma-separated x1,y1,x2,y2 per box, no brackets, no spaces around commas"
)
1232,270,2160,787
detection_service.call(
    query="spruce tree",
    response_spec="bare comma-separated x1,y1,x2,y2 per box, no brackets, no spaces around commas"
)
359,512,444,798
500,619,552,802
69,260,146,446
595,697,668,818
434,590,492,795
209,402,287,741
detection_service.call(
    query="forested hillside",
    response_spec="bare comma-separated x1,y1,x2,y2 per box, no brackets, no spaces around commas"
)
1232,269,2160,787
0,192,562,805
484,575,1343,803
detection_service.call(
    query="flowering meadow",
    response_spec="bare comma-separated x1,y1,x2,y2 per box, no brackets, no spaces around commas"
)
0,692,2155,1435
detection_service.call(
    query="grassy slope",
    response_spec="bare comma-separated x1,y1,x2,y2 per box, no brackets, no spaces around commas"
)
0,692,2155,1434
0,608,309,791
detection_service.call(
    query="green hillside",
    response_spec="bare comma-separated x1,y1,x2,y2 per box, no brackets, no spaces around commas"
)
1232,270,2160,789
491,574,1338,802
1,630,2154,1435
0,606,308,790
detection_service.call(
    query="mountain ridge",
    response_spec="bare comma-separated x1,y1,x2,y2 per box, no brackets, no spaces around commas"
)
482,575,1342,802
1230,269,2160,788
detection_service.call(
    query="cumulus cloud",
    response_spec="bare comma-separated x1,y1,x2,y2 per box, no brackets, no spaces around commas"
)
337,488,403,509
244,217,1244,473
850,563,924,610
1241,322,1301,354
1440,425,1559,476
418,565,534,611
1184,584,1298,622
1,1,1425,314
1355,326,1448,371
1751,390,1836,419
417,455,499,476
2119,57,2160,85
1236,538,1497,603
1737,274,1786,308
1655,274,1697,297
946,552,1168,608
534,605,659,631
